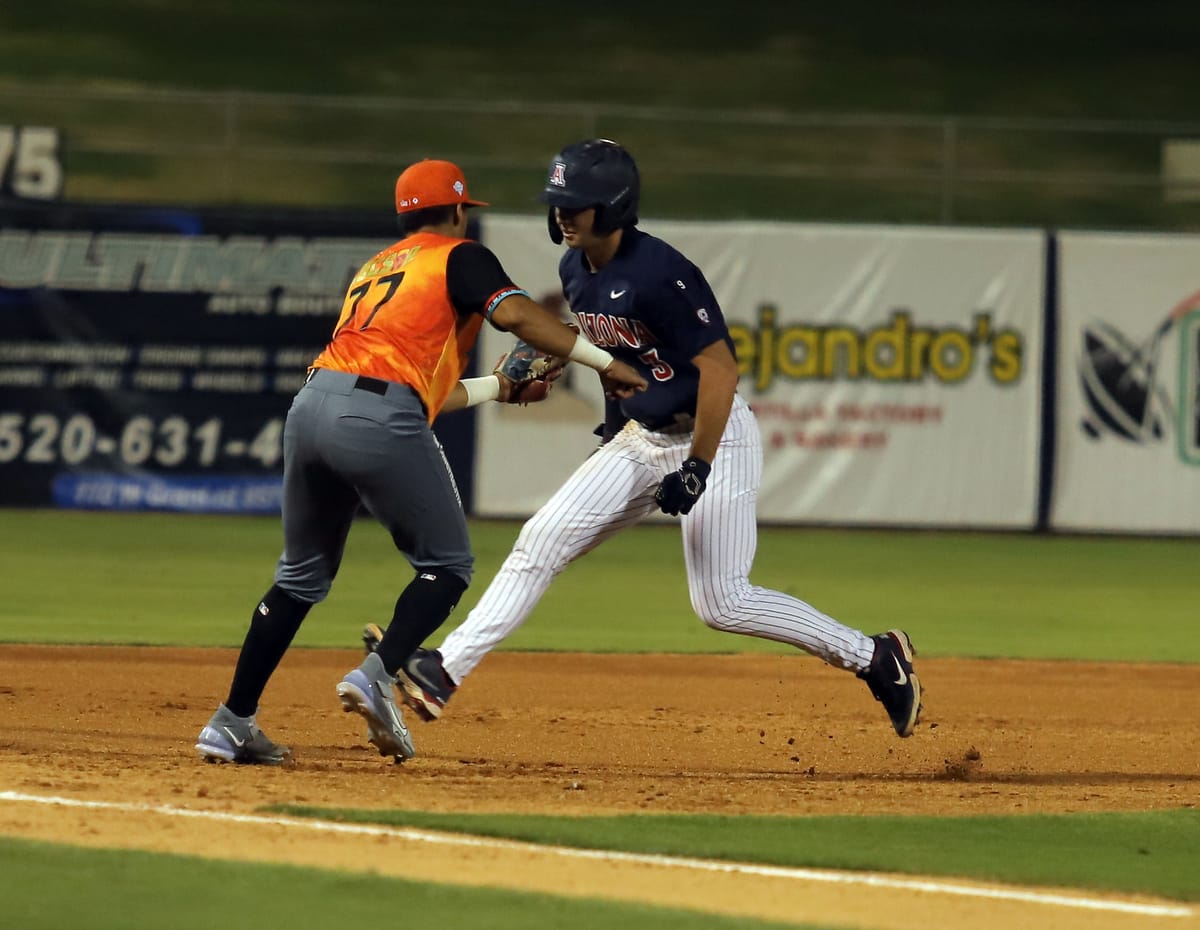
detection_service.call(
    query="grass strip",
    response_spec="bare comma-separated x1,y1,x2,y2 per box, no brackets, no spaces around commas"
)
2,509,1199,660
269,806,1200,902
0,836,830,930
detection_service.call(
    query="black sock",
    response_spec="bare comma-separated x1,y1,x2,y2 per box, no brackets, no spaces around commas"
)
225,585,313,717
375,571,468,675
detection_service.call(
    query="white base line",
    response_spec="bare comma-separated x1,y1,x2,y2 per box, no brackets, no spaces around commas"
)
0,791,1190,919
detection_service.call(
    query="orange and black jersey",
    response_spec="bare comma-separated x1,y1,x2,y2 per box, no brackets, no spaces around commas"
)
312,232,521,420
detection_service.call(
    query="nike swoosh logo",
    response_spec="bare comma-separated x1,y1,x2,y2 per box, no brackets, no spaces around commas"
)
890,655,908,686
385,702,410,735
376,686,410,733
610,289,626,299
222,726,246,748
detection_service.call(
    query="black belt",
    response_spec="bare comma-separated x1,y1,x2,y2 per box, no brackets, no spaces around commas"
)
305,367,392,397
353,375,389,396
639,412,695,431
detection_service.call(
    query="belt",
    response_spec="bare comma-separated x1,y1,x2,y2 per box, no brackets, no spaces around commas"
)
639,412,695,432
352,375,388,396
304,367,390,396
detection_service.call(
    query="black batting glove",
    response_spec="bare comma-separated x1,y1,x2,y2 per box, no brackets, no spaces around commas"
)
655,456,712,516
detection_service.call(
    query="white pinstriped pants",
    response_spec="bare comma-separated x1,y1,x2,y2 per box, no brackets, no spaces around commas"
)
439,394,875,684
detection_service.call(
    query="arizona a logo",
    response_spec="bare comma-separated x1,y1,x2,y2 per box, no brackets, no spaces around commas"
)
548,162,567,187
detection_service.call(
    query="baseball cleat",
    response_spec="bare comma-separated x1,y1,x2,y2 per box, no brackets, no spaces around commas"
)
336,653,415,762
395,648,457,721
362,622,384,655
195,704,290,765
858,629,922,738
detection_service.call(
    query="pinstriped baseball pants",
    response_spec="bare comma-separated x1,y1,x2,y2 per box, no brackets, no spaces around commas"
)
439,394,874,684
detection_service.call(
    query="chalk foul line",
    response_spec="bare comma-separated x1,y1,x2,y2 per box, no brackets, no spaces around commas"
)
0,791,1190,919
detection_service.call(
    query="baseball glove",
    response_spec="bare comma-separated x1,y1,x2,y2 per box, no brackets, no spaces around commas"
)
493,338,568,405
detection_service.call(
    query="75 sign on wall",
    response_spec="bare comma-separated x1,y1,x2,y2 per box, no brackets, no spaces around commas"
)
0,126,63,200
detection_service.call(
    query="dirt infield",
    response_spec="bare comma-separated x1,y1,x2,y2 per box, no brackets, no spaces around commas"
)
1,645,1198,929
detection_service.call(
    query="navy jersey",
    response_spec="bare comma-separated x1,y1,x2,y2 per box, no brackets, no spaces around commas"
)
559,228,734,429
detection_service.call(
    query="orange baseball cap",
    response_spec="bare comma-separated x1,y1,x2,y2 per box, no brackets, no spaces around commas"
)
394,159,489,213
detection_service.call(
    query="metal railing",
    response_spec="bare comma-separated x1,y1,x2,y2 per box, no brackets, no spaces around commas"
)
2,83,1199,229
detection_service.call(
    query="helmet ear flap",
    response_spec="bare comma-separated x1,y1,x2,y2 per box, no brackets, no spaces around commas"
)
547,207,563,244
591,205,610,236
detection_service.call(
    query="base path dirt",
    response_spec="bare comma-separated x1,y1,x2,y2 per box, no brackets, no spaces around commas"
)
1,646,1197,929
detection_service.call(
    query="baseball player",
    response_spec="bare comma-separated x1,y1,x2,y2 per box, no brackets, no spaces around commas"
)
383,140,922,740
195,158,646,765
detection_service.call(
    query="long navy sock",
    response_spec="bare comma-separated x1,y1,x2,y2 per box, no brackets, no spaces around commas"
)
225,584,312,717
375,571,468,675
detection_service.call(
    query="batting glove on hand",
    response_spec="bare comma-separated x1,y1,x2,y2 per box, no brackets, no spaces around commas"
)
655,456,711,516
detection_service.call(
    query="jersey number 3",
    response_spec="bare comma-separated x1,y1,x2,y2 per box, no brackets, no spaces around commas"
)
639,348,675,382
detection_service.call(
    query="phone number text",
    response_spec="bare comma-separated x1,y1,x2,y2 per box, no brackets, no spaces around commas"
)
0,412,283,469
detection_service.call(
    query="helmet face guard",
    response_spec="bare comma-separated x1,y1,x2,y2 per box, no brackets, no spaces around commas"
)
538,139,640,243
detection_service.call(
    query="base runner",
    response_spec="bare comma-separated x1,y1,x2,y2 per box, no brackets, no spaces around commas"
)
369,140,922,743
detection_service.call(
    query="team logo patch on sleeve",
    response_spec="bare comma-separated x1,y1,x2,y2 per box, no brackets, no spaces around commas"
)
697,308,710,324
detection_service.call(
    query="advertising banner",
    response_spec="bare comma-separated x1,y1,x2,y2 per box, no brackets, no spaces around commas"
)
0,203,402,512
1053,232,1200,534
476,216,1045,528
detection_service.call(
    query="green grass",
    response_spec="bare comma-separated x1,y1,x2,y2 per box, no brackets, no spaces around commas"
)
0,837,818,930
271,807,1200,902
1,508,1199,661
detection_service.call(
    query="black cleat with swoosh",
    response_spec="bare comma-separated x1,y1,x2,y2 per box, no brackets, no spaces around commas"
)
858,629,922,738
362,626,457,723
394,648,457,722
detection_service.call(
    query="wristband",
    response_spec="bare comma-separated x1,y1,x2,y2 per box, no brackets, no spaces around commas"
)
682,456,712,482
461,375,500,407
483,287,529,322
567,334,614,372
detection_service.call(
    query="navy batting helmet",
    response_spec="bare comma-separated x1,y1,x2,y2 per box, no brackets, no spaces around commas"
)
538,139,640,243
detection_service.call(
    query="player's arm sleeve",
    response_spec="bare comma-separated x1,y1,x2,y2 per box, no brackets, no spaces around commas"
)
446,242,527,328
649,262,732,359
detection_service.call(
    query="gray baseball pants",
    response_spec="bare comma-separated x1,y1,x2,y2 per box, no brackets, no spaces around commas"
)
273,367,473,603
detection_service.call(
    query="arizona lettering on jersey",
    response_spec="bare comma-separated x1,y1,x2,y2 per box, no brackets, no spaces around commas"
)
572,313,657,350
560,228,734,426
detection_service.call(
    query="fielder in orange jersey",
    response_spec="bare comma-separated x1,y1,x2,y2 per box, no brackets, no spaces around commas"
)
195,159,646,766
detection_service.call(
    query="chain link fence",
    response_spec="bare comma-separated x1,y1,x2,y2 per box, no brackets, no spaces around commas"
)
3,83,1199,230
